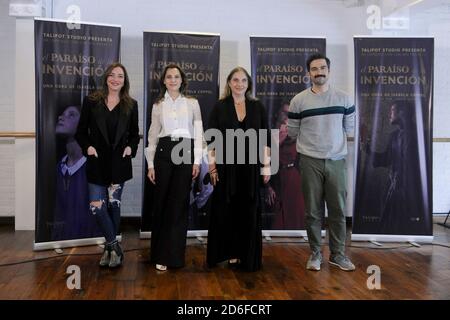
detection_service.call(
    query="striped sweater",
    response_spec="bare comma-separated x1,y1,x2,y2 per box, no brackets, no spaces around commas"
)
287,86,355,160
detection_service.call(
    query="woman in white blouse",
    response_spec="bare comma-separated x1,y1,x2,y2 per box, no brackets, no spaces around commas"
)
145,64,203,271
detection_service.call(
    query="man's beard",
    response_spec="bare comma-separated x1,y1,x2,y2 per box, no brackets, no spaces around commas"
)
312,75,327,85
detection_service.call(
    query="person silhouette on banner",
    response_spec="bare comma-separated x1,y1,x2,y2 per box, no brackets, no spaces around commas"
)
365,100,428,235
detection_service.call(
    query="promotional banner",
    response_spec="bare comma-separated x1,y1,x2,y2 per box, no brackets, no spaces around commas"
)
250,37,325,233
141,31,220,234
35,19,121,248
352,37,433,241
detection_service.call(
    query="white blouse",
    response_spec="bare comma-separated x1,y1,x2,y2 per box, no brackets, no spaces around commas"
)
145,92,204,168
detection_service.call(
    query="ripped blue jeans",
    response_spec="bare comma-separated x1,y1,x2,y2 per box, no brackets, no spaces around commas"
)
88,183,124,244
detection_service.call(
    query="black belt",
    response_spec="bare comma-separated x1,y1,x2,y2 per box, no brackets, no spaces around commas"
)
160,136,192,142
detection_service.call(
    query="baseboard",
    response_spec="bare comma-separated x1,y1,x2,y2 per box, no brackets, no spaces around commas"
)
433,213,450,216
0,216,139,229
0,215,444,229
120,216,141,229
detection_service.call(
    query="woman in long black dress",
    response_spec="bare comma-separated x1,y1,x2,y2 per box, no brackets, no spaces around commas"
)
206,67,271,272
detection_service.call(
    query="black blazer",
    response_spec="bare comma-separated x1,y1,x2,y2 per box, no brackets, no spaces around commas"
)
75,96,140,185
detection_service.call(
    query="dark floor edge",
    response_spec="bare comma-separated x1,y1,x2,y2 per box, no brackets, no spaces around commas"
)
0,217,14,226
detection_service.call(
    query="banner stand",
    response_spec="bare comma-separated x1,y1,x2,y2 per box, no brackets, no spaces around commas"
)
140,231,326,240
351,234,433,243
140,31,220,237
352,37,434,242
34,235,122,251
250,36,327,237
140,231,207,239
437,211,450,229
34,18,121,250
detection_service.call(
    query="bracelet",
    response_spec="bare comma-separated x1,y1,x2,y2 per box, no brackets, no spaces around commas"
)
209,168,217,174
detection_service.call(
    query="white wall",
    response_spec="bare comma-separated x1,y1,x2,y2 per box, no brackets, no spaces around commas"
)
51,0,366,96
49,0,367,217
0,0,16,217
14,18,35,229
2,0,450,227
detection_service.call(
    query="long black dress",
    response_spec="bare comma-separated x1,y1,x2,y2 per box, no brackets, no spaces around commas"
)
206,96,269,271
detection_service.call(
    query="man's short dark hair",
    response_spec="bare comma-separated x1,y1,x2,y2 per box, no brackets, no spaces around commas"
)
306,53,330,72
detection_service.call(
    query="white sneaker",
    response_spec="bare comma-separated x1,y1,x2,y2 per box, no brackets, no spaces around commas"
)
306,252,323,271
329,254,355,271
156,264,167,271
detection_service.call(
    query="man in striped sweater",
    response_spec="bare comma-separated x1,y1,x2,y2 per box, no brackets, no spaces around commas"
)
287,53,356,271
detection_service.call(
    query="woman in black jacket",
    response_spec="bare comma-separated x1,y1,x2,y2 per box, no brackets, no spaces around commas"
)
76,62,139,268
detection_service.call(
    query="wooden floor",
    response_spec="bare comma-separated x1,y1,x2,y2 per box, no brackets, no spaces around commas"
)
0,218,449,300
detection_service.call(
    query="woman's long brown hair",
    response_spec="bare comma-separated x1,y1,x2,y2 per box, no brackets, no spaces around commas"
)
90,62,134,114
221,66,255,101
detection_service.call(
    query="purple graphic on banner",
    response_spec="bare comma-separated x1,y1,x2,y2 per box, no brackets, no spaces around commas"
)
353,37,433,236
250,37,325,230
141,32,220,232
35,19,120,244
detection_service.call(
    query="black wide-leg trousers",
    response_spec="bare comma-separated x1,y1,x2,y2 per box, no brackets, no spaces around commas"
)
150,137,193,268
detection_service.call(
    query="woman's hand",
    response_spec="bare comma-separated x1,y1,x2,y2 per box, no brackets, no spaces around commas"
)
192,164,200,180
208,162,219,186
147,168,156,184
265,185,276,206
87,146,98,157
261,164,271,184
123,146,132,158
209,168,219,186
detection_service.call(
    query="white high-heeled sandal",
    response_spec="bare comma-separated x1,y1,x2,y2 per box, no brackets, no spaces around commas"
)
156,264,167,271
